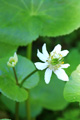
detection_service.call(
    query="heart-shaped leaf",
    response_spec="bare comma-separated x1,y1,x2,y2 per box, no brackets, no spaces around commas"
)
15,56,39,89
0,76,28,102
0,55,39,102
64,64,80,102
0,0,80,45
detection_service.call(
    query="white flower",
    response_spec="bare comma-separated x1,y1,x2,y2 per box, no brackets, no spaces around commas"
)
35,44,70,84
7,52,18,67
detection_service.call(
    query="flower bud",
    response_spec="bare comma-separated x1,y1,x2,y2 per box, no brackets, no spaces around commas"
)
7,52,18,67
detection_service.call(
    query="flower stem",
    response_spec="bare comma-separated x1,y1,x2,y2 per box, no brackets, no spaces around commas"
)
13,67,19,85
15,102,19,120
26,43,32,120
26,89,31,120
13,67,19,120
27,43,32,60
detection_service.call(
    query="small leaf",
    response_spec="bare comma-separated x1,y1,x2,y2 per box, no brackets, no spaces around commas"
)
64,64,80,102
0,0,80,45
0,55,39,102
15,56,39,89
0,76,28,102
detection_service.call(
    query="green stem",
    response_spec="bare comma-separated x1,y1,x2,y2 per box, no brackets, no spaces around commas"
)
26,43,32,120
15,102,19,120
13,67,19,85
26,89,31,120
13,67,19,120
31,118,36,120
27,43,32,60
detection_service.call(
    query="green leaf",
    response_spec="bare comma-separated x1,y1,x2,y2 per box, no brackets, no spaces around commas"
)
64,64,80,102
15,56,39,89
30,71,68,111
57,109,80,120
0,0,80,45
1,95,42,118
0,55,39,102
0,119,11,120
65,49,80,76
0,76,28,102
0,42,17,59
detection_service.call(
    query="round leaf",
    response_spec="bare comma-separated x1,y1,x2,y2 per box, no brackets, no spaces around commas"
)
64,64,80,102
0,0,80,45
0,55,39,102
0,76,28,102
0,42,17,59
15,56,39,89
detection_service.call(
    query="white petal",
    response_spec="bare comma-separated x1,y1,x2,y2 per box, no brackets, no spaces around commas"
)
37,49,47,62
45,68,52,84
60,64,70,69
60,50,69,57
54,69,69,81
51,44,61,55
14,52,18,62
35,62,48,70
42,43,49,58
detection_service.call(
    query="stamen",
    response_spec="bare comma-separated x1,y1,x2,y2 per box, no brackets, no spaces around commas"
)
62,62,64,64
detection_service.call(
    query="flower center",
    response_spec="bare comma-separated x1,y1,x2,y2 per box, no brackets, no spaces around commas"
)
9,58,15,64
47,52,64,70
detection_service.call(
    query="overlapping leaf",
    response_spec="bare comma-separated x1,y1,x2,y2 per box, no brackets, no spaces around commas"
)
64,64,80,102
65,49,80,76
0,55,39,102
0,42,17,58
0,0,80,45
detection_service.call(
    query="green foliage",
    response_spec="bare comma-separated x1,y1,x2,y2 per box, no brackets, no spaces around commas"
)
1,95,42,118
0,119,11,120
15,56,39,89
64,64,80,102
57,109,80,120
0,42,17,59
0,55,39,102
0,0,80,46
65,49,80,76
0,76,28,102
30,71,68,111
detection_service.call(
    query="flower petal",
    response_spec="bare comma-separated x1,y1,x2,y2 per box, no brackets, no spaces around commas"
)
54,68,69,81
60,50,69,57
35,62,48,70
45,68,52,84
42,43,49,58
51,44,61,55
60,64,70,69
14,52,18,62
37,49,47,62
